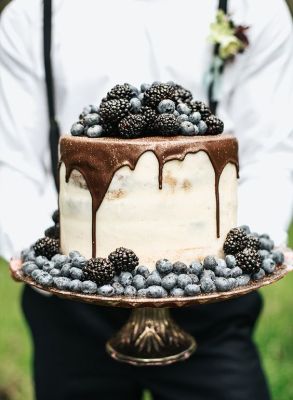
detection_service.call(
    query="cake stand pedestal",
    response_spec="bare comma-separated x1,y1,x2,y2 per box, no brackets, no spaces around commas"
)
9,254,293,366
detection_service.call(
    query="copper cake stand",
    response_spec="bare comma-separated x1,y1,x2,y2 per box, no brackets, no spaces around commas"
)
10,255,293,366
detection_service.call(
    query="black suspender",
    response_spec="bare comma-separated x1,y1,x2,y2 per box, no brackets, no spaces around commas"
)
208,0,228,114
43,0,59,189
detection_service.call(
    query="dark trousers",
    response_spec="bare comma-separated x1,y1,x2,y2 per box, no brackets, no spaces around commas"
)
22,286,270,400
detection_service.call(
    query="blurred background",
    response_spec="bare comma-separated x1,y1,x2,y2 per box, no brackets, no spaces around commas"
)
0,1,292,399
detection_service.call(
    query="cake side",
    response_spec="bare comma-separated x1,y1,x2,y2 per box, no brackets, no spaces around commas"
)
59,134,238,268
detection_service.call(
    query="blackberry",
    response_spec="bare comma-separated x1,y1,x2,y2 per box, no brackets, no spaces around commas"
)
236,248,262,274
246,235,260,251
33,237,59,259
190,101,211,120
100,119,117,136
143,83,175,108
155,114,180,136
206,115,224,135
45,224,60,239
118,114,145,138
223,228,248,255
83,258,115,286
173,84,193,105
141,106,157,133
106,84,136,101
52,209,59,224
99,99,130,123
108,247,139,273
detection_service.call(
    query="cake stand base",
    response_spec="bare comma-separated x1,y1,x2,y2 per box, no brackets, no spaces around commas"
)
106,307,196,366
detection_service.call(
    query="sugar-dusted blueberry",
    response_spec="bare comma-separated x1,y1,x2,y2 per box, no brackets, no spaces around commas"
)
54,277,71,290
262,258,276,274
89,104,99,113
42,261,55,272
132,274,146,290
173,261,188,274
188,274,199,285
225,255,236,268
31,269,43,281
60,263,71,277
140,83,151,92
37,272,53,287
97,284,115,297
156,259,173,275
200,277,216,293
177,274,192,289
158,99,176,114
22,262,38,277
230,266,243,278
119,272,133,287
51,254,68,269
188,261,203,276
259,238,274,251
124,285,137,297
24,250,36,262
71,256,86,269
239,225,251,234
217,259,227,268
81,280,98,294
184,284,201,296
177,114,189,124
130,97,142,114
203,256,217,270
69,279,82,292
236,274,251,286
216,267,232,278
35,256,48,268
161,273,177,290
270,250,284,265
69,250,81,259
215,277,230,292
137,288,148,297
21,248,31,262
252,268,265,281
136,265,150,279
198,120,208,134
227,277,237,289
258,249,270,260
260,233,270,240
180,121,197,136
87,125,103,138
71,122,84,136
84,113,100,126
138,93,144,101
177,103,191,115
188,111,201,124
112,282,124,295
201,269,216,281
70,267,84,280
147,285,167,298
49,268,62,277
173,110,180,117
146,271,162,287
170,288,185,297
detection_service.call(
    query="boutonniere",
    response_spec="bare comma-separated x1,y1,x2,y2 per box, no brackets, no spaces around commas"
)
206,10,249,107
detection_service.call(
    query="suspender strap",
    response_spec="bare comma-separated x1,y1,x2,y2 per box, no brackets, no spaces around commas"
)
43,0,60,189
208,0,228,114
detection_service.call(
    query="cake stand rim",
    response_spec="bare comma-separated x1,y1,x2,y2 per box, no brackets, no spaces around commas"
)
9,256,292,309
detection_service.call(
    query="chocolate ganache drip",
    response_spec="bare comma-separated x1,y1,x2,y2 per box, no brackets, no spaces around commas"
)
60,135,239,258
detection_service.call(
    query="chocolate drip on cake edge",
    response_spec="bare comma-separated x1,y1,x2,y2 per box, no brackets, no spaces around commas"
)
59,135,239,258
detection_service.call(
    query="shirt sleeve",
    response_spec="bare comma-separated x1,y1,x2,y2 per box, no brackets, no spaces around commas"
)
0,1,57,260
221,0,293,245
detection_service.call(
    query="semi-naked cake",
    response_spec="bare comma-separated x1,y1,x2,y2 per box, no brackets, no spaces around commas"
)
59,134,238,268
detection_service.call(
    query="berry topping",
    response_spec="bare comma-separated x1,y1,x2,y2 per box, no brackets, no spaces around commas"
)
83,258,115,286
223,227,248,255
236,248,262,274
33,237,59,260
108,247,139,273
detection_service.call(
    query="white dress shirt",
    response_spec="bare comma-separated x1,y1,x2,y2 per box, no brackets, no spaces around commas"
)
0,0,293,260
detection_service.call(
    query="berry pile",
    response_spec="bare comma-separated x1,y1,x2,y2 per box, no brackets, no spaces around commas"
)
70,82,224,139
21,226,284,298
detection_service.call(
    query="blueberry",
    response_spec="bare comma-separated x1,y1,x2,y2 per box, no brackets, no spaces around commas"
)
177,103,191,115
137,288,148,297
262,258,276,274
89,104,99,113
156,259,173,275
81,106,91,116
188,261,203,275
166,80,176,87
146,271,162,287
200,277,216,293
147,286,167,298
51,254,68,269
71,256,86,269
136,265,150,279
236,275,251,286
188,112,201,124
251,232,259,238
132,274,146,290
60,263,71,277
173,261,187,274
217,259,227,268
170,288,185,297
215,267,232,278
188,274,199,284
84,113,100,126
259,238,274,251
71,122,84,136
203,256,217,270
69,251,81,259
54,277,71,290
177,274,192,289
70,267,84,280
230,267,243,278
173,110,180,117
124,285,137,297
81,280,98,294
227,277,237,289
69,279,82,292
97,284,115,297
130,97,142,114
24,250,36,262
184,284,201,296
42,261,55,272
21,248,31,262
35,256,48,268
49,268,62,277
128,84,139,96
239,225,251,234
119,272,133,287
158,99,175,114
87,125,103,138
260,233,270,239
22,262,38,276
180,121,197,136
161,273,177,290
112,282,124,295
225,255,236,268
138,93,144,101
140,83,151,92
215,277,230,292
177,114,189,124
258,249,270,260
201,269,216,281
37,272,53,287
31,269,43,280
198,120,208,134
252,268,265,281
270,250,284,265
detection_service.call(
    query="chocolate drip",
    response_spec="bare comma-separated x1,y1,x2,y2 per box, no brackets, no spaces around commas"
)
60,135,239,258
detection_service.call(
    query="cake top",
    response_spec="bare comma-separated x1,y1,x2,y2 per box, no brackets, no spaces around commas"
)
70,81,224,139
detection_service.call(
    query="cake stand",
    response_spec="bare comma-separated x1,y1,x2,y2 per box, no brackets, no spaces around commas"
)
9,253,293,366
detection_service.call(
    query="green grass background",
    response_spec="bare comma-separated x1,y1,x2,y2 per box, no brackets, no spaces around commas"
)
0,224,292,400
